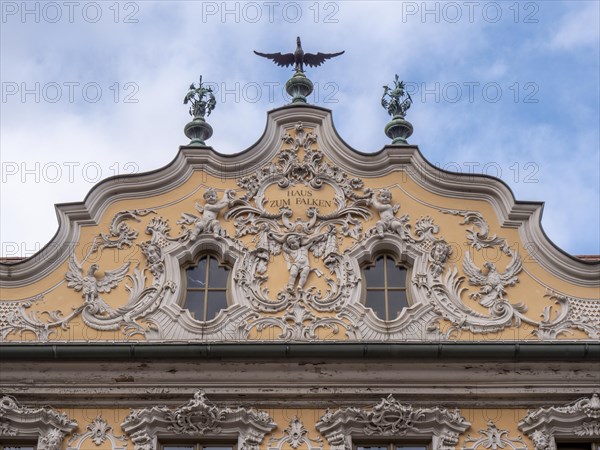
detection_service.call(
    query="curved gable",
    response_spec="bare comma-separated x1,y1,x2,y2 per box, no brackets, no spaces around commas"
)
1,104,598,343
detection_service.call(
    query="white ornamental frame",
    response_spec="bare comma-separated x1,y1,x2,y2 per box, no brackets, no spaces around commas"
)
315,394,471,450
518,394,600,450
120,390,276,450
0,395,78,450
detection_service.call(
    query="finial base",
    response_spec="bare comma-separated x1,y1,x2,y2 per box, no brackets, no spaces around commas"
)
286,72,314,104
385,116,414,145
184,117,213,146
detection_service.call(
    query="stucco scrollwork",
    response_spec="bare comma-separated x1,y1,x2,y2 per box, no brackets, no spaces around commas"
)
427,209,600,339
518,394,600,449
100,209,157,249
462,420,526,450
67,415,127,450
268,416,322,450
121,390,276,450
0,395,78,450
315,394,470,450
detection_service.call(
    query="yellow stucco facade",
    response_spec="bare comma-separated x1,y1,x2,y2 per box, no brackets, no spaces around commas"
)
1,104,598,450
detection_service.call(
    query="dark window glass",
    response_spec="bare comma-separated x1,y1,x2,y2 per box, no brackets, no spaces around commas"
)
364,255,409,321
556,444,593,450
184,255,229,321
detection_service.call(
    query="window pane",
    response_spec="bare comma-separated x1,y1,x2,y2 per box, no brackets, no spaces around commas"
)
396,447,428,450
208,257,229,288
163,447,194,450
203,447,234,450
184,290,205,319
364,257,385,287
387,260,407,288
206,290,228,320
187,258,207,288
365,290,386,320
388,290,409,318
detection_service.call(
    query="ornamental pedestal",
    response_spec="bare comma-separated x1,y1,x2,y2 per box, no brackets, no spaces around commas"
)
384,115,414,145
286,72,314,104
184,117,213,146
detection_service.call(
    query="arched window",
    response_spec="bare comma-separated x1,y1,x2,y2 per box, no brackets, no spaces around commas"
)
363,255,409,321
184,255,230,321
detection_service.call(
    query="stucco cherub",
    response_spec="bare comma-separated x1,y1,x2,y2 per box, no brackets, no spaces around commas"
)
367,188,405,237
269,231,327,291
179,188,235,239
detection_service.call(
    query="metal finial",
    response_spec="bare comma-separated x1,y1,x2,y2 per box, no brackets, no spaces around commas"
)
382,75,414,145
183,75,216,145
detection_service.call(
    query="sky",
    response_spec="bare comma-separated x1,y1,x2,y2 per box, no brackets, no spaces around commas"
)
1,0,599,258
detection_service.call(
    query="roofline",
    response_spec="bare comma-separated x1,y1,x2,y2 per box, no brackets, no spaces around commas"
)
1,342,598,362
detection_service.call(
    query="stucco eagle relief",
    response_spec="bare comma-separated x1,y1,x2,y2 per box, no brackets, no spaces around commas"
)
1,120,598,343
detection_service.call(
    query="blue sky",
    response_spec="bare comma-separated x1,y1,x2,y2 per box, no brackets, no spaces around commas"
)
1,0,599,257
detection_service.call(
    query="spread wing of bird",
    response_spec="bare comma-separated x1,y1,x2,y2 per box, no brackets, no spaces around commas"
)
303,51,345,67
500,252,522,284
462,251,488,286
253,51,295,67
65,255,84,291
96,262,131,293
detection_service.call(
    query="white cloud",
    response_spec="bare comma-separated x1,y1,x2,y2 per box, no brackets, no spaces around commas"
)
549,1,600,50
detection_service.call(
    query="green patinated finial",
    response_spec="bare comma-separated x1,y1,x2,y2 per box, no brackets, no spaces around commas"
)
285,71,314,104
183,75,216,146
382,75,414,145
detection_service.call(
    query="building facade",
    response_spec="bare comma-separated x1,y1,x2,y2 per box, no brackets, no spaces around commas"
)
1,97,599,450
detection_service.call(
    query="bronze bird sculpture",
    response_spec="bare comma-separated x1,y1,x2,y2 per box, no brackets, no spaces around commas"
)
254,36,344,73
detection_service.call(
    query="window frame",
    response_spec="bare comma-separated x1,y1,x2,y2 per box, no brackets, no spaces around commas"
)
316,395,469,450
182,253,231,322
121,390,275,450
362,253,411,321
0,396,77,450
518,394,600,450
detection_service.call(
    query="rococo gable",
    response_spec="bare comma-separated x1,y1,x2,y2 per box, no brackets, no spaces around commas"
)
1,58,598,450
0,106,598,343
